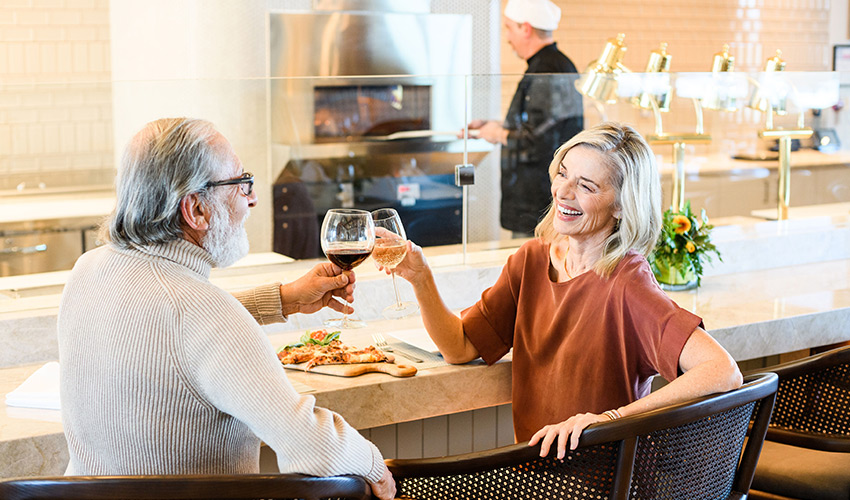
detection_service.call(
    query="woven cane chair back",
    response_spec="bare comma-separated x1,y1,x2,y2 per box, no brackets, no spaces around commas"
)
387,373,778,500
763,346,850,450
394,440,621,500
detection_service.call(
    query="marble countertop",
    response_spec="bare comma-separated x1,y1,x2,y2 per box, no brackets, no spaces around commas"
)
656,149,850,178
751,202,850,220
1,215,849,478
0,190,116,226
5,248,849,476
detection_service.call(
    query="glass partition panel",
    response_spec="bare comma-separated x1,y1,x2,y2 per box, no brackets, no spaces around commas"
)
464,73,585,252
0,80,115,277
463,70,848,255
1,71,849,283
576,70,846,223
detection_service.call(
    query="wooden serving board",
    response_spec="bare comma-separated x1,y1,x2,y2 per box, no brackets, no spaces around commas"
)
284,362,417,378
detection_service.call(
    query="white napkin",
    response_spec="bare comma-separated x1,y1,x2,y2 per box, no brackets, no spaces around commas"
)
389,328,440,353
5,361,61,410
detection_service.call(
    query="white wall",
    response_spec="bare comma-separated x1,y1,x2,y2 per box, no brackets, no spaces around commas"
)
109,0,289,252
0,0,113,191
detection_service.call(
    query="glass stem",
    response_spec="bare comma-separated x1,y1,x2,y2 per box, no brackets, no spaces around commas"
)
391,272,402,308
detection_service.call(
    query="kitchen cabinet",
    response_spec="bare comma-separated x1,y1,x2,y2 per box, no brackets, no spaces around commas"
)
661,163,844,219
816,165,850,203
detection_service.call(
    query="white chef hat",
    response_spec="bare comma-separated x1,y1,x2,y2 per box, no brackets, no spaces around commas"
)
504,0,561,31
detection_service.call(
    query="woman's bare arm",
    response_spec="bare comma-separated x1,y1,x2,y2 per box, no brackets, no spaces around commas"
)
530,327,742,458
379,241,479,364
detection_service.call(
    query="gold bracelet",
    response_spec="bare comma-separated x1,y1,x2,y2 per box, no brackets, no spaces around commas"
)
603,409,622,421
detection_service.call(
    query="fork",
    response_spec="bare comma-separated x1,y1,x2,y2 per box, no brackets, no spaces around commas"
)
372,333,423,363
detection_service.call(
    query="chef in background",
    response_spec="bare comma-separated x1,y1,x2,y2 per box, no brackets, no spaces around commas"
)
465,0,584,237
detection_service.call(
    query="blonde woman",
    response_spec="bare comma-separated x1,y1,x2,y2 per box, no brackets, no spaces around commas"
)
383,122,741,459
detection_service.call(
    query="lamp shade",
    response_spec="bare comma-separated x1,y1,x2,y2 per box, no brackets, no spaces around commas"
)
576,33,630,103
702,44,741,111
748,50,788,115
632,42,673,111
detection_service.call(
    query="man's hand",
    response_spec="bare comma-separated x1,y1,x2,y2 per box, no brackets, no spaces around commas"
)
457,119,488,139
477,120,509,145
368,466,397,500
278,263,356,317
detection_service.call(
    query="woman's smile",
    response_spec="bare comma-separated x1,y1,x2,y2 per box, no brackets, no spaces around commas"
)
556,203,583,221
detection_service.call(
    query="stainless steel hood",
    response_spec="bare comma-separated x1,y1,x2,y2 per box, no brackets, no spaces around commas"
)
269,10,474,163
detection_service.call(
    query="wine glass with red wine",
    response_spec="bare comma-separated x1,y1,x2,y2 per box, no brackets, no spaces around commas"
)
320,208,375,329
371,208,419,320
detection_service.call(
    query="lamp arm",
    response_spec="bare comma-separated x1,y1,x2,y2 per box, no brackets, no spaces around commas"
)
745,75,775,130
590,99,608,122
693,98,705,135
649,95,664,136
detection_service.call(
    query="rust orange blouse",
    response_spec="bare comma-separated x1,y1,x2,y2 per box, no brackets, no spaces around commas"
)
461,240,702,441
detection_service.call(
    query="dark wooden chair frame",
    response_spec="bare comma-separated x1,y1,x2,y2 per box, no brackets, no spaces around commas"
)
744,345,850,452
386,373,778,500
0,473,371,500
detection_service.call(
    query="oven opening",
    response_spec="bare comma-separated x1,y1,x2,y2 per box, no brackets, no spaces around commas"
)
313,84,431,142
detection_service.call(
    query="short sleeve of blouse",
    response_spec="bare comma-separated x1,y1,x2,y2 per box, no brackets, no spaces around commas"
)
621,256,703,381
460,245,532,365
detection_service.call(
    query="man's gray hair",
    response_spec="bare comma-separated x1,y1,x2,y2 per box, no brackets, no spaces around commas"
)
106,117,223,249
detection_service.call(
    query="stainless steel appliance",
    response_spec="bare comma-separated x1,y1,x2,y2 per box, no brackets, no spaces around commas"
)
0,220,99,278
269,9,488,258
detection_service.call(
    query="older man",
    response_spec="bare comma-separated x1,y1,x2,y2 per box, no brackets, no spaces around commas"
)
57,118,394,499
468,0,584,236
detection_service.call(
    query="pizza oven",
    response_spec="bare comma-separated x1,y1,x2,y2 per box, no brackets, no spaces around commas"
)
268,7,489,258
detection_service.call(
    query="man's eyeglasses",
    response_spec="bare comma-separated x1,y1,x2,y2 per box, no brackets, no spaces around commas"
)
205,172,254,196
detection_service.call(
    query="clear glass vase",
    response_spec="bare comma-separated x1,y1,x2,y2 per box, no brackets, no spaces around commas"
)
653,256,698,291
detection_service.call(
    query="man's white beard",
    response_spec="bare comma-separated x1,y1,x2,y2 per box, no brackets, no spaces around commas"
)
203,198,249,268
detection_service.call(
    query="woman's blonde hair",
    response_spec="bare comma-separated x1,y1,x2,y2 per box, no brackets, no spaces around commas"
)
534,122,662,277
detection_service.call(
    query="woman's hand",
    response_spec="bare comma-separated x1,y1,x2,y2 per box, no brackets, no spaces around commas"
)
375,239,431,286
528,412,609,459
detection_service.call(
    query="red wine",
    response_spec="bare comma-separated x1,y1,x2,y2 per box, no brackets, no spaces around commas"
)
326,248,372,270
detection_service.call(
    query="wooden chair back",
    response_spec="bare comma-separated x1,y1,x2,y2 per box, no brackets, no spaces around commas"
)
0,473,371,500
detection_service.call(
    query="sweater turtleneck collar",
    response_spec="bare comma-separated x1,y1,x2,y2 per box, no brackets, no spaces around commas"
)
121,238,216,278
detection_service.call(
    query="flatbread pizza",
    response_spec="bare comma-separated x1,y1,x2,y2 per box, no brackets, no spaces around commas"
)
277,329,391,370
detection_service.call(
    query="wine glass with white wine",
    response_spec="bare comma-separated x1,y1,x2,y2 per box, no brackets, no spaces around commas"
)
320,208,375,329
371,208,419,320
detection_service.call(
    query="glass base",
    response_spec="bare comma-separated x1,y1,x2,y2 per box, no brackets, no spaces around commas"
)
658,279,698,291
324,316,367,329
382,301,420,320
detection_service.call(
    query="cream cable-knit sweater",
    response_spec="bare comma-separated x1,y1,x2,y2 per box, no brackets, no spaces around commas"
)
57,239,385,481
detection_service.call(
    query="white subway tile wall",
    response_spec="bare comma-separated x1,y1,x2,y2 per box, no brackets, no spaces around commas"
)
0,0,113,189
0,1,834,184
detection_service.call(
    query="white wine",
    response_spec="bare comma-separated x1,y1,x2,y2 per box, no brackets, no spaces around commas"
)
372,239,407,269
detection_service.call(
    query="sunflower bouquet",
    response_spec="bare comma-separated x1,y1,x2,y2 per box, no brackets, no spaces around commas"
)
650,201,721,288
